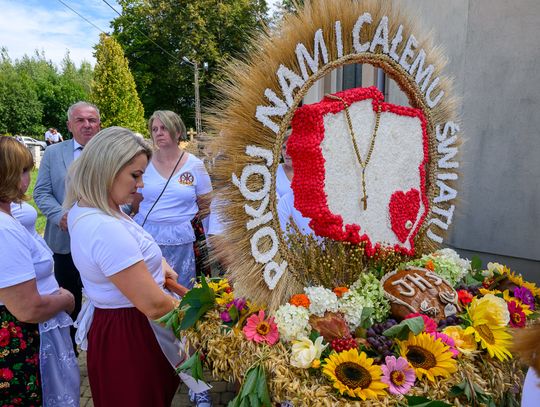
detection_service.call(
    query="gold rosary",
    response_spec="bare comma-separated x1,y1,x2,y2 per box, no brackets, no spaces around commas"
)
327,95,381,210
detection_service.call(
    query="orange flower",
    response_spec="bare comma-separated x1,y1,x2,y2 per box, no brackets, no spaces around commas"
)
333,287,349,298
290,294,311,308
424,259,435,271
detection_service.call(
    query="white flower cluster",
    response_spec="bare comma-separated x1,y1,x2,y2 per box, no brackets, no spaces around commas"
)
273,303,311,342
436,248,471,275
304,286,339,317
347,272,391,324
338,290,369,330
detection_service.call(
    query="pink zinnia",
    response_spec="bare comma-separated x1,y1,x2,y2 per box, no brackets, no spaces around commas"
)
508,300,527,328
381,356,415,395
431,332,459,358
242,310,279,345
404,313,437,333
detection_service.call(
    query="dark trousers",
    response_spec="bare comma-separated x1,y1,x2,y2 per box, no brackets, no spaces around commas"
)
53,252,83,355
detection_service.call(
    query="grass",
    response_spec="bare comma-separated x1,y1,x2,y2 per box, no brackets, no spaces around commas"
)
28,169,46,234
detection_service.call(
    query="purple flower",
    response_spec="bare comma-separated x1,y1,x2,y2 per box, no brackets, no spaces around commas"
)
228,298,247,312
513,287,535,310
220,310,232,323
381,356,416,395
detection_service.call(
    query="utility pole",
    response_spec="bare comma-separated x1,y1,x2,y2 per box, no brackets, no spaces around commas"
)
193,61,202,135
182,57,207,136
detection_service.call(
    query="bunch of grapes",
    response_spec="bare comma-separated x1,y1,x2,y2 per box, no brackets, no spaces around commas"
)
437,314,463,329
331,336,358,353
366,319,398,357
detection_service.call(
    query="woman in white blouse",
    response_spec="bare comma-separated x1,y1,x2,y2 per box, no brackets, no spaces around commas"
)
65,127,188,407
133,111,212,288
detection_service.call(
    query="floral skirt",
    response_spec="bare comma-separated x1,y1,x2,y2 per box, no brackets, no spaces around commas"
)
0,305,42,406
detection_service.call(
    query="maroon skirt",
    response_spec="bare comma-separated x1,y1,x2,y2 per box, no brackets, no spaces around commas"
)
87,307,180,407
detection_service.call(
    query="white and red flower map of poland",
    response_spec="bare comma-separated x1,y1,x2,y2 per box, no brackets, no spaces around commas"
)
288,86,429,256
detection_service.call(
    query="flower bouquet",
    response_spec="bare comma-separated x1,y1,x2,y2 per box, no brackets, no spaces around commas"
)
158,249,537,406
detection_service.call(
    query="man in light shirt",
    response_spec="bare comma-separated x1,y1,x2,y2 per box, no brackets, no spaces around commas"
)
34,101,101,353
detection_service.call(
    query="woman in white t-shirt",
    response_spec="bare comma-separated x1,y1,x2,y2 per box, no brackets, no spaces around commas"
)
133,111,212,289
0,136,78,406
276,130,293,200
65,127,197,407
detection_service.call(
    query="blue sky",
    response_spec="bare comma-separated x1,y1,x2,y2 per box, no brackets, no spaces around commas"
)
0,0,279,69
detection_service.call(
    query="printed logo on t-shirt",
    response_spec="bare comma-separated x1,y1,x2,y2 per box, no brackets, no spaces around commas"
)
178,171,195,185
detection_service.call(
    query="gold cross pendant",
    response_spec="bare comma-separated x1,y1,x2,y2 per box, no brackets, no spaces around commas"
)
360,194,368,210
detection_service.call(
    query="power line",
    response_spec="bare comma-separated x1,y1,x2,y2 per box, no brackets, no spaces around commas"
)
56,0,108,35
99,0,183,64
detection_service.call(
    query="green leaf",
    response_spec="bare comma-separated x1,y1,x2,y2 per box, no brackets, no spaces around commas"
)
448,384,465,397
383,317,424,340
239,366,259,399
360,307,374,328
256,367,272,407
405,395,453,406
248,393,260,407
229,304,239,321
309,330,321,342
178,275,216,331
471,255,483,272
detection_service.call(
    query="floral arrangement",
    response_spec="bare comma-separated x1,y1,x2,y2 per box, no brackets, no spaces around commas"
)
160,249,537,406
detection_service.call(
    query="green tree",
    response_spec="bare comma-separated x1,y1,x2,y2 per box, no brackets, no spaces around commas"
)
91,33,146,134
15,51,91,138
111,0,268,129
0,49,43,135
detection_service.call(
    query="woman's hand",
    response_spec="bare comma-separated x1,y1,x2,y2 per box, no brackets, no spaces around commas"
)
161,258,178,282
58,287,75,314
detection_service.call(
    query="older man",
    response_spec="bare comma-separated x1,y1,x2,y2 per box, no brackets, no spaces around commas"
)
34,101,101,353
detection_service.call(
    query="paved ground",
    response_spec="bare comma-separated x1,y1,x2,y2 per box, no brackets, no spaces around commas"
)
78,351,236,407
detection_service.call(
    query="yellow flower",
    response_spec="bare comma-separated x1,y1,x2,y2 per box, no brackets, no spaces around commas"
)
216,291,234,306
468,294,509,327
442,326,477,354
207,279,230,293
398,332,457,382
478,288,502,296
322,349,387,400
464,295,513,361
311,359,321,369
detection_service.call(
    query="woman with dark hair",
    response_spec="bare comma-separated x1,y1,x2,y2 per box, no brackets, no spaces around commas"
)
0,136,79,406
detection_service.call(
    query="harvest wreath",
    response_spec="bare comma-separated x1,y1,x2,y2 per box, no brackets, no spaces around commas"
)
157,0,532,405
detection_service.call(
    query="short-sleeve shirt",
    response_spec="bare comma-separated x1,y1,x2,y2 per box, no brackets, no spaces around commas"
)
277,191,315,237
0,211,58,305
68,204,164,309
134,154,212,245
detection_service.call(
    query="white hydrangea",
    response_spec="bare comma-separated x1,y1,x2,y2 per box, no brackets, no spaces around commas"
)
304,286,339,317
274,303,311,342
338,290,371,330
436,248,471,272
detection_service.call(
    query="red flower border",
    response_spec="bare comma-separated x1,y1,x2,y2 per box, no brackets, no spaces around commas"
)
287,86,429,256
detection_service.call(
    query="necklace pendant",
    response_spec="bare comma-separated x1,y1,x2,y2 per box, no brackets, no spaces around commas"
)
361,195,368,210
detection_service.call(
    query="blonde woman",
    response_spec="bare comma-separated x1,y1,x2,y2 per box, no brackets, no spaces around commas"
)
133,111,212,288
65,127,187,406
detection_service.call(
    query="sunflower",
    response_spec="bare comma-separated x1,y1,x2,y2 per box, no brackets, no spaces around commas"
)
464,295,513,361
322,349,387,400
398,332,457,382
